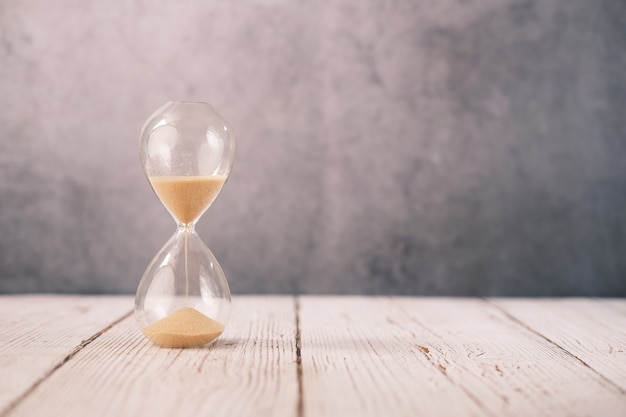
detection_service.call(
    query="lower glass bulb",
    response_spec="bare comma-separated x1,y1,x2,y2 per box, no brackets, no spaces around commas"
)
135,227,231,348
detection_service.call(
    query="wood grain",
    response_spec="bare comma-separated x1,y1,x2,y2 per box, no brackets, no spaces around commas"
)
602,299,626,314
490,298,626,392
0,295,132,415
5,296,298,417
298,296,485,417
391,297,626,417
2,296,626,417
299,297,626,417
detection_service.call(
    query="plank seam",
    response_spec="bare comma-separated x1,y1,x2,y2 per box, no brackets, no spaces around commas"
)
295,296,304,417
486,300,626,396
0,309,134,417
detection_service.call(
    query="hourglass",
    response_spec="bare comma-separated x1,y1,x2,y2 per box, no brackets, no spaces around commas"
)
135,101,235,348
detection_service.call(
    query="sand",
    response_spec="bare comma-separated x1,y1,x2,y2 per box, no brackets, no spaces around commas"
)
143,307,225,348
150,175,227,225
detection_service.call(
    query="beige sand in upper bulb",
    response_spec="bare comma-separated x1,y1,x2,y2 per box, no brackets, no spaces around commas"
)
143,307,224,348
150,175,227,225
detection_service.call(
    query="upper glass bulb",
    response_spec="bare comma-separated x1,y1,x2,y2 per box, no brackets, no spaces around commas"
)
139,101,236,226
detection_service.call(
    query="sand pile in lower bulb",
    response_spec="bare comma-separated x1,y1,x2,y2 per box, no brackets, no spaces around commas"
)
143,307,224,348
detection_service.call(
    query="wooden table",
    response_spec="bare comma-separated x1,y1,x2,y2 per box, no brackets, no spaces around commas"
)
0,296,625,417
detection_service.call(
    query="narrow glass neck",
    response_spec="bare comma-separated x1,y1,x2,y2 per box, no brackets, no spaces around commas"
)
177,223,196,232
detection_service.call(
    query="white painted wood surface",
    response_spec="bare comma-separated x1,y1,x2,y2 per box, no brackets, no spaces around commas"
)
0,296,132,412
1,296,625,417
490,298,626,393
1,296,297,417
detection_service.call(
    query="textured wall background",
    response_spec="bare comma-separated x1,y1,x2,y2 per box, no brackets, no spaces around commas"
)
1,0,625,296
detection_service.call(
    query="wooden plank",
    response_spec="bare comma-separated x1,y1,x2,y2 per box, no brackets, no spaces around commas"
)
5,296,298,417
393,297,626,416
299,297,626,417
490,298,626,392
0,295,132,415
298,296,485,417
601,298,626,314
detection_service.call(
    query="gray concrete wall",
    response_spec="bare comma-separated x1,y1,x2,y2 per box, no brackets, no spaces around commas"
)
1,0,625,296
